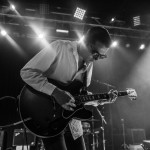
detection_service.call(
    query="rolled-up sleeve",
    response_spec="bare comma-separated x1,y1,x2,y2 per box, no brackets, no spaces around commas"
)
20,41,60,95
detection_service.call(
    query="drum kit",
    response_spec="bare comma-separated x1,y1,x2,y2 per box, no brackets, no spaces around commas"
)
82,117,102,150
82,117,101,134
82,108,107,150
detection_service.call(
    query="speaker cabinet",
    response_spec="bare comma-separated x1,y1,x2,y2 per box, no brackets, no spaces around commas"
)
0,130,6,150
16,146,30,150
129,144,143,150
131,129,146,144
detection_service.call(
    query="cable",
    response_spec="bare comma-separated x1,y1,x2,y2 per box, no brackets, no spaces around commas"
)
0,96,16,100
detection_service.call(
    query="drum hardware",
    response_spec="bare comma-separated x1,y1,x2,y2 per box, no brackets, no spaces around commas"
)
82,107,106,150
94,130,100,148
90,107,106,150
91,115,97,150
88,80,115,150
82,118,101,150
96,107,107,150
82,122,91,135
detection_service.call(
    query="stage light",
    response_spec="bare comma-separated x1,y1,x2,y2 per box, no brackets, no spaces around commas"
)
78,35,85,43
111,41,118,48
133,16,141,26
38,34,45,39
56,23,70,34
10,4,16,11
139,44,145,50
1,30,7,36
74,7,86,20
110,17,115,23
56,29,69,34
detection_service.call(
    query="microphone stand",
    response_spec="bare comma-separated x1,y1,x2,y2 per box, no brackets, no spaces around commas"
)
92,79,116,89
121,119,129,150
96,107,107,150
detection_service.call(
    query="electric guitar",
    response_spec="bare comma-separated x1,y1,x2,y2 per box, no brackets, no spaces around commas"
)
19,79,137,138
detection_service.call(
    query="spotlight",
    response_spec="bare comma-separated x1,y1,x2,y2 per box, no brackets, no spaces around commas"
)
1,30,7,36
56,23,70,34
110,17,115,23
78,35,85,43
139,44,145,50
74,7,86,20
111,41,118,48
10,4,16,11
38,33,45,39
133,16,141,26
56,29,69,34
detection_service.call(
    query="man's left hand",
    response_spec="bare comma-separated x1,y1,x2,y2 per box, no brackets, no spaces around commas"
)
100,89,118,105
84,90,118,106
84,91,99,106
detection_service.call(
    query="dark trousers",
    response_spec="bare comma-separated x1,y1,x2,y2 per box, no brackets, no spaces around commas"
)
42,129,86,150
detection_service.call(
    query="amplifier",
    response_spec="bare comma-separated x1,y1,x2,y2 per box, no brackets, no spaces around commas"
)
16,146,30,150
0,130,6,150
129,144,143,150
12,129,36,146
131,128,146,144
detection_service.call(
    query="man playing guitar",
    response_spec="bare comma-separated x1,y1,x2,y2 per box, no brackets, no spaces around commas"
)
20,26,137,150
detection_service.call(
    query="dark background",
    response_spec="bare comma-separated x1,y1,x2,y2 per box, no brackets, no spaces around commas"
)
1,0,150,150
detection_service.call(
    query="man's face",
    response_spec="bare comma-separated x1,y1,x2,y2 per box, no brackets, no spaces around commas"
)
86,41,109,62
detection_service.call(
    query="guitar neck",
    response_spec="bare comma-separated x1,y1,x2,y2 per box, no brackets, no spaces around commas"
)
75,91,128,105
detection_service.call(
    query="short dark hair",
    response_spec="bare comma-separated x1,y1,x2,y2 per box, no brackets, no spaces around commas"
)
84,26,111,48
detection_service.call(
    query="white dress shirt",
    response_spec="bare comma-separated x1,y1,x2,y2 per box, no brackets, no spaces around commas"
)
20,40,93,96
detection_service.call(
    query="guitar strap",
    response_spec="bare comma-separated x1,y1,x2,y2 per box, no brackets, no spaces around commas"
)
82,70,87,88
81,65,88,94
69,62,87,139
71,61,88,94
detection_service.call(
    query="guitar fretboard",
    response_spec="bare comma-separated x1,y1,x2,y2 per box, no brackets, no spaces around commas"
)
74,91,128,105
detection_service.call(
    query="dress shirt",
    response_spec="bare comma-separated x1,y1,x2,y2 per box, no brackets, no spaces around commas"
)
20,40,93,96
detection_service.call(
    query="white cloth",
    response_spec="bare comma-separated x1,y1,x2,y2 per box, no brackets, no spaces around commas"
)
69,119,83,140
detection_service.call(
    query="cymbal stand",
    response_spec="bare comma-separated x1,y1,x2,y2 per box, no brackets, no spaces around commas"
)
96,107,107,150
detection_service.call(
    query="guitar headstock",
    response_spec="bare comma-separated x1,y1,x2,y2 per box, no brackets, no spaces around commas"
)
126,88,137,101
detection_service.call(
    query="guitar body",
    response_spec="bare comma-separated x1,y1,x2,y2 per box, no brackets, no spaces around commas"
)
19,79,92,138
19,79,137,138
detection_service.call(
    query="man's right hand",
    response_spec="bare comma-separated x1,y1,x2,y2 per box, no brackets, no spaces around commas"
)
52,88,76,111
